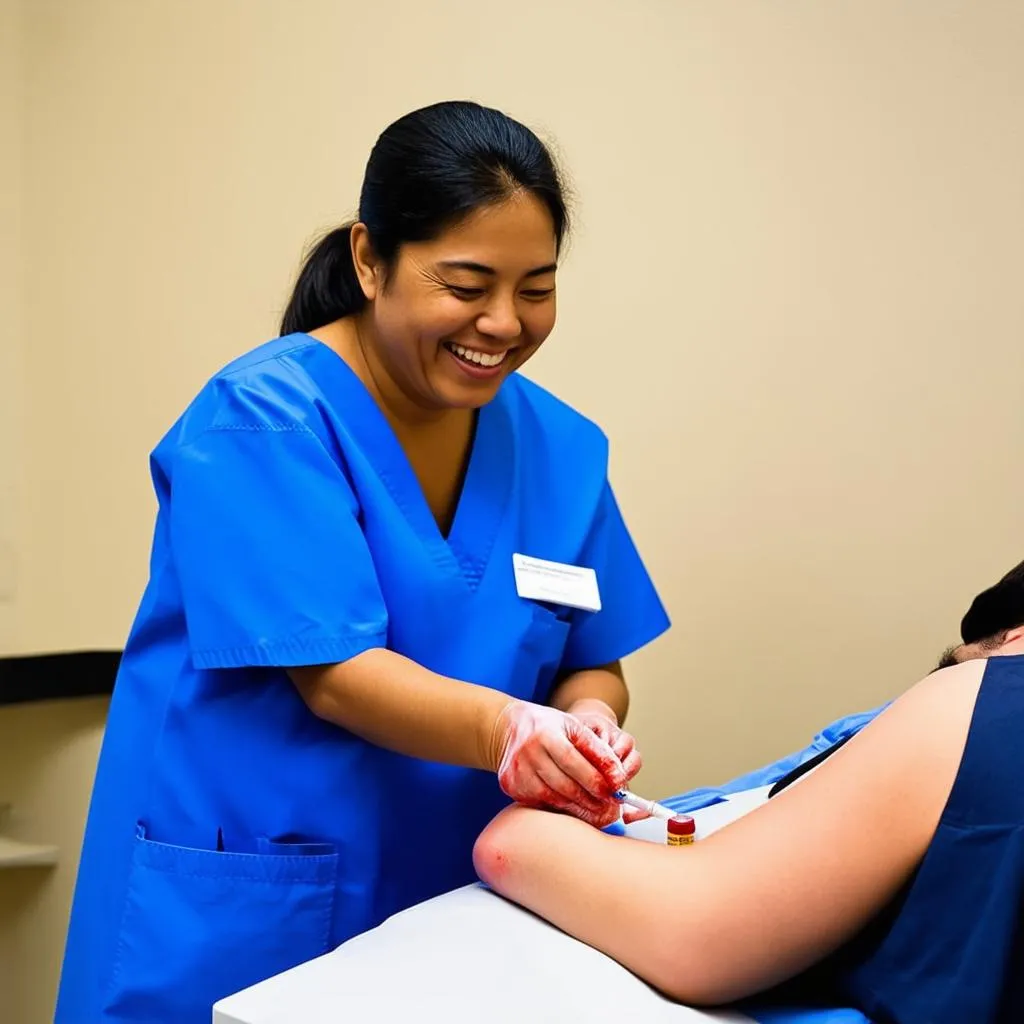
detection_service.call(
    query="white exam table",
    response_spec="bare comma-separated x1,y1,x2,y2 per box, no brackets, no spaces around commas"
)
213,788,773,1024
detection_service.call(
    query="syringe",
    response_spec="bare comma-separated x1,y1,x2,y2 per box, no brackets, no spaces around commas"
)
613,789,676,820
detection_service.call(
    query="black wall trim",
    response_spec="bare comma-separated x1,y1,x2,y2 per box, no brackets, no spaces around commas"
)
0,651,121,706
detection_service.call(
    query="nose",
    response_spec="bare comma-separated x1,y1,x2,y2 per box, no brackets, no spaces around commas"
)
476,294,522,341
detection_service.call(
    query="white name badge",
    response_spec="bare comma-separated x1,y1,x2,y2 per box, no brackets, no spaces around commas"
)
512,553,602,613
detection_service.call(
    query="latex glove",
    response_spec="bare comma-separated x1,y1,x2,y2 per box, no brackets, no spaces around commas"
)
567,699,643,785
494,701,627,828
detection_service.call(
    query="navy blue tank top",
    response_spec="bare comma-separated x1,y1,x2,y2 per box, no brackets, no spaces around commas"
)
833,653,1024,1022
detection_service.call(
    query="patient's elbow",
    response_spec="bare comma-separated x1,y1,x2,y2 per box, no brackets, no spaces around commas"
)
474,807,536,895
473,824,509,891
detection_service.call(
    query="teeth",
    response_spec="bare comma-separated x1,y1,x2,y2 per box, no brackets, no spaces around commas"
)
448,343,507,368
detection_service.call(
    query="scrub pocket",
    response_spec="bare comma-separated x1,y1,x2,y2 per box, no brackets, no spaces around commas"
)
104,825,338,1022
516,603,572,702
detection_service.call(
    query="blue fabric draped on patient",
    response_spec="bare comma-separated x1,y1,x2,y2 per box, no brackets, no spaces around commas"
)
661,704,886,815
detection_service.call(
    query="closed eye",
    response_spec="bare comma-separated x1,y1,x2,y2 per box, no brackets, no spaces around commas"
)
445,283,554,301
446,284,486,300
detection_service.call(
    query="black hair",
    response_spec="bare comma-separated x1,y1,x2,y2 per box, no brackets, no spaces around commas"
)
280,101,569,336
928,558,1024,673
960,558,1024,644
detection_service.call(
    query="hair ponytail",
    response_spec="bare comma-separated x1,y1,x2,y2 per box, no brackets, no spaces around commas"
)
280,224,366,336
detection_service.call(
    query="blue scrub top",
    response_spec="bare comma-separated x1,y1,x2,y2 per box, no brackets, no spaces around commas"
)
57,334,670,1023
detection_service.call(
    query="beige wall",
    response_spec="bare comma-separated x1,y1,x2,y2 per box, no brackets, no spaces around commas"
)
0,0,24,1006
0,0,25,653
1,11,113,1022
4,1,1024,1020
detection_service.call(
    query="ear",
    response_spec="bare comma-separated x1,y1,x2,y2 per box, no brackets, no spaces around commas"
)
1004,626,1024,646
350,223,382,302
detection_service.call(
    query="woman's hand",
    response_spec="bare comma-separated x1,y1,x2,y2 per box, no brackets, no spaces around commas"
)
491,701,627,828
566,698,643,784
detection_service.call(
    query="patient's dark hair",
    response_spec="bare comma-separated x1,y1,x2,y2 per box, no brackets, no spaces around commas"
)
960,558,1024,644
933,558,1024,671
935,632,1010,671
280,100,569,336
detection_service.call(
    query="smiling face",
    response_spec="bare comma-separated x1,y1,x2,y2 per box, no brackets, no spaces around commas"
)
351,191,558,412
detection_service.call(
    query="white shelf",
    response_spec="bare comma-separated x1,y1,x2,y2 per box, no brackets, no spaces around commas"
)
0,835,58,868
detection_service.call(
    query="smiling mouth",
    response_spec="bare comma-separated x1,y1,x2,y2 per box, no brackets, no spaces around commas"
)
442,341,513,368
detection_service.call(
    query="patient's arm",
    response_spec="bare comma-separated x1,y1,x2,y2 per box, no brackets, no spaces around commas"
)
473,659,985,1006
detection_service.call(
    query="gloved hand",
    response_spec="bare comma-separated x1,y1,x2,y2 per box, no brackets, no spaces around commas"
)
568,699,646,822
492,701,627,828
567,699,643,784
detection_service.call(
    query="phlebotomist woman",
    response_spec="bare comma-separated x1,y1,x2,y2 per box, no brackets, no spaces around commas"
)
57,100,670,1023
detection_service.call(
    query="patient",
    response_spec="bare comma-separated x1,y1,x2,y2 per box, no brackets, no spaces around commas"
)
474,559,1024,1023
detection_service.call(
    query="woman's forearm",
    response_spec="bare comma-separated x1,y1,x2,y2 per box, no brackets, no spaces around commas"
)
289,648,512,771
548,661,629,723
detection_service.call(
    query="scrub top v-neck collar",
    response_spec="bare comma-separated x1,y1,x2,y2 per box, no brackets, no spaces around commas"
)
304,336,513,591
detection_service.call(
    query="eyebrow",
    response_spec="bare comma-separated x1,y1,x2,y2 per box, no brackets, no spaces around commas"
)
437,260,558,278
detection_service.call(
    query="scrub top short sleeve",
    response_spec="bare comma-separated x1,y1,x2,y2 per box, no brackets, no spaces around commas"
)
170,424,389,670
560,481,670,671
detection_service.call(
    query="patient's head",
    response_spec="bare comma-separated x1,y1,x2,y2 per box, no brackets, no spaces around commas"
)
935,558,1024,670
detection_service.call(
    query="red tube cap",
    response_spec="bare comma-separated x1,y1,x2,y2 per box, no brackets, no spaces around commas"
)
667,814,695,836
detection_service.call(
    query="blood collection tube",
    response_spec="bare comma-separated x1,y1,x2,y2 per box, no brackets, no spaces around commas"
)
666,814,695,846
